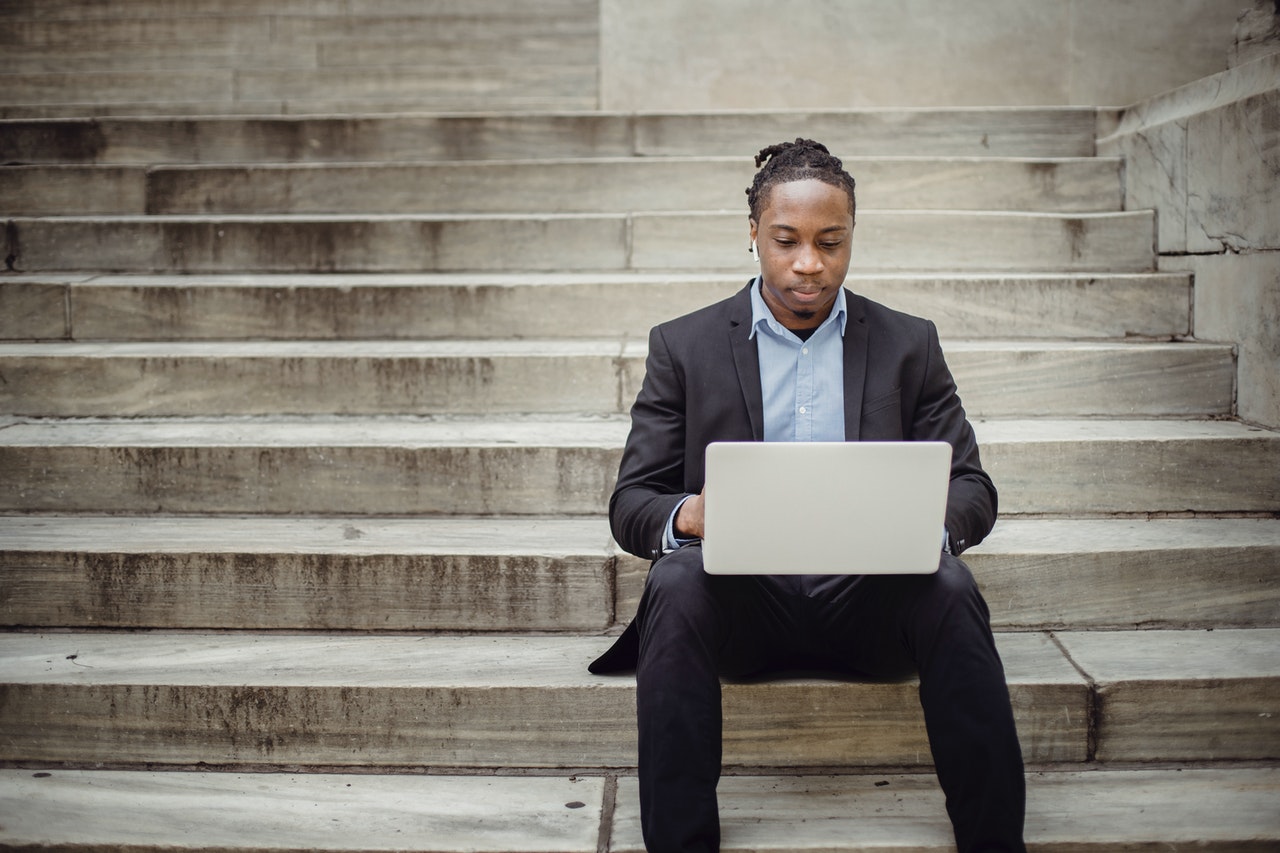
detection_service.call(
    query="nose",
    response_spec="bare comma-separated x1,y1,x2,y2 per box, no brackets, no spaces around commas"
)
792,243,824,274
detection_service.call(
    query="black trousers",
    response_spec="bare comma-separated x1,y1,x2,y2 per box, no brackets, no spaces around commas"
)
633,545,1027,853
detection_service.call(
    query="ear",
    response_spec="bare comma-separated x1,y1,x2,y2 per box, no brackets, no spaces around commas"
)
749,219,759,243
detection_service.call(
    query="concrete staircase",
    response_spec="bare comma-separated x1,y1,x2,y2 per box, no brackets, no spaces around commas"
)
2,3,1279,851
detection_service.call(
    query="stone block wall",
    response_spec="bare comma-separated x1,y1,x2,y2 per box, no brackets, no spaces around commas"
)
1099,47,1280,428
600,0,1240,110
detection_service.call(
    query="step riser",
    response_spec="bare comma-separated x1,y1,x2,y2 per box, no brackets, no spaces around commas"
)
1,632,1274,769
4,212,1155,273
0,111,1099,166
0,552,617,632
1,160,1123,216
2,67,598,111
4,0,595,18
0,9,596,47
0,634,1090,768
5,540,1277,632
0,346,1234,418
2,436,1276,515
3,275,1192,342
3,768,1277,853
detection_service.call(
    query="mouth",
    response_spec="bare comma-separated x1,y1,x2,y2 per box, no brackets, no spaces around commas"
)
790,286,825,302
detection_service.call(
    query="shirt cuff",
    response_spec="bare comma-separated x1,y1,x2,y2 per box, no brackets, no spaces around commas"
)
664,494,699,552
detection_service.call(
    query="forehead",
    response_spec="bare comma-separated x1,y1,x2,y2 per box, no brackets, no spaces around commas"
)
758,179,854,225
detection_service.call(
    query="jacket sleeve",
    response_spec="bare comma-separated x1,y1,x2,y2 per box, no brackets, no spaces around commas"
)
912,320,998,554
609,323,691,561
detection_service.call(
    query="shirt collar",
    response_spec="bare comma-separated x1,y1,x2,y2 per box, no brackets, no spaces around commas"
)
748,276,848,340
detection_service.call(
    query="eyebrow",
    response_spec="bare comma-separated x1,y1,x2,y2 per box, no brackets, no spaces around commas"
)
768,223,850,234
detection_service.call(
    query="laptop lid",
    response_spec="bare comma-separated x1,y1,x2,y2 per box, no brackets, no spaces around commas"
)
701,441,952,575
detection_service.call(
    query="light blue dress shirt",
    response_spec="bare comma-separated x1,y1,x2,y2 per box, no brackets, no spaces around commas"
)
664,278,847,549
749,276,848,443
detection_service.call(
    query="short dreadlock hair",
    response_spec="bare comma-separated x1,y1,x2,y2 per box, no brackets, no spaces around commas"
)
745,138,857,221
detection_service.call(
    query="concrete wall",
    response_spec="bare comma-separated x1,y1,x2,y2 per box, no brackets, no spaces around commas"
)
1099,49,1280,428
600,0,1241,111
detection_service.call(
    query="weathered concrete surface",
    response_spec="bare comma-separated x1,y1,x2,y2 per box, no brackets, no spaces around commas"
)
2,767,1277,853
601,0,1236,110
1,417,1277,516
0,770,605,852
0,1,600,113
611,768,1280,852
1099,53,1280,428
129,157,1121,215
1057,629,1280,762
0,515,618,632
613,517,1280,633
1230,0,1280,69
0,339,1234,417
2,210,1155,273
5,516,1278,634
24,272,1189,343
0,632,1084,768
0,109,1101,166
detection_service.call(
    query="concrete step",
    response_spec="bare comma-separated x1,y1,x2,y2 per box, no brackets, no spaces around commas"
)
0,43,317,74
613,768,1280,852
2,210,1156,273
2,0,596,20
0,417,1275,515
0,6,595,46
2,272,1194,342
0,157,1124,216
1,767,1277,852
0,339,1234,418
0,30,597,73
1,629,1276,767
0,109,1101,165
0,66,598,113
2,516,1276,633
0,96,602,120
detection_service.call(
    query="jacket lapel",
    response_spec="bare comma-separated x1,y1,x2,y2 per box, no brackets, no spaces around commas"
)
728,282,765,441
842,290,869,441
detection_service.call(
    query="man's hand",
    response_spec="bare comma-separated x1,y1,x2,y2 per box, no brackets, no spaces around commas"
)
674,488,706,540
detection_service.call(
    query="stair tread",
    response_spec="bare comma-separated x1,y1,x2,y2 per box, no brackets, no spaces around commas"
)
3,514,1275,552
0,108,1101,164
2,629,1274,687
1,415,1273,445
620,769,1280,852
2,767,1275,852
0,769,604,853
0,339,1233,354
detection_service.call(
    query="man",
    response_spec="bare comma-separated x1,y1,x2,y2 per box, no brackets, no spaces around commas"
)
590,139,1026,853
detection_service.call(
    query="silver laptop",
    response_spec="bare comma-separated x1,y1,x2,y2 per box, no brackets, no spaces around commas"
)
701,441,952,575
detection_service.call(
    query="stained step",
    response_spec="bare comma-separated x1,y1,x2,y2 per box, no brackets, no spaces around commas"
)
0,157,1123,216
0,631,1088,767
0,339,1234,417
3,516,1277,633
0,417,1274,515
2,210,1155,273
2,412,1269,512
1,629,1276,768
0,109,1101,165
1,272,1194,342
3,768,1276,853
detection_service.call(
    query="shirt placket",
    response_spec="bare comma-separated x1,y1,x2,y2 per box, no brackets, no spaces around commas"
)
795,341,815,441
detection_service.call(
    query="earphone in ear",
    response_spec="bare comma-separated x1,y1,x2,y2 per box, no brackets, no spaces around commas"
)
750,240,759,263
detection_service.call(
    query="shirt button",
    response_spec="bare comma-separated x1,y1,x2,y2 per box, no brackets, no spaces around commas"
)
799,406,808,414
801,347,809,355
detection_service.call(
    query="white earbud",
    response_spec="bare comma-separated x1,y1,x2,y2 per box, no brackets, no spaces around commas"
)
750,240,759,263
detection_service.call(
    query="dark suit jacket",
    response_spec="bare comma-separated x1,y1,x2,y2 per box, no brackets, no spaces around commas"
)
591,281,997,673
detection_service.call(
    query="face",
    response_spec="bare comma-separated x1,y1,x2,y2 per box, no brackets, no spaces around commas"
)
749,179,854,330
